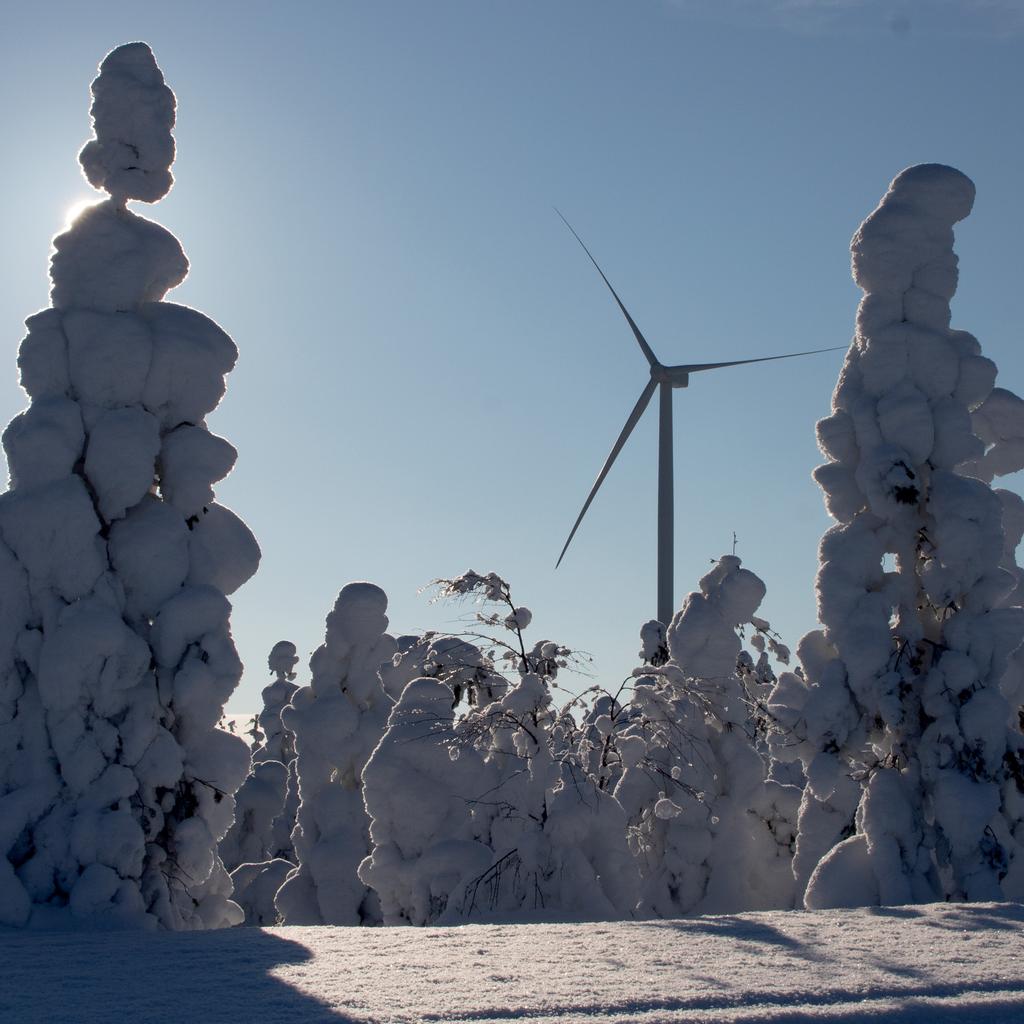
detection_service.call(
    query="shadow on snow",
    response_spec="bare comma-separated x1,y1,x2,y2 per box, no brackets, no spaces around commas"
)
0,926,353,1024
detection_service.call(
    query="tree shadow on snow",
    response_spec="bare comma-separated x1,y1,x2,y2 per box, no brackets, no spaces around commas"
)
927,903,1024,932
433,979,1024,1024
646,914,828,962
864,904,924,920
0,926,354,1024
867,901,1024,933
750,988,1024,1024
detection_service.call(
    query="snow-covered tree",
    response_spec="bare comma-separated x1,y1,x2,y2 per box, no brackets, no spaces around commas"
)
275,584,396,924
220,642,300,878
218,758,289,875
254,640,299,766
0,43,259,929
269,757,301,865
466,667,639,921
779,164,1024,908
611,556,798,917
229,857,293,927
358,676,495,924
259,640,301,863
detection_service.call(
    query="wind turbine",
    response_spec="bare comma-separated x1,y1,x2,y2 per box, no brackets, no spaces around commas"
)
554,211,844,626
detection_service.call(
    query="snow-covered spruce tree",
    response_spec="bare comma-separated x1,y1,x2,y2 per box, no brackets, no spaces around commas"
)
0,43,259,928
269,756,300,865
275,584,397,924
779,164,1024,908
220,642,299,872
218,760,288,874
261,640,301,862
254,640,299,766
358,676,496,925
609,556,798,916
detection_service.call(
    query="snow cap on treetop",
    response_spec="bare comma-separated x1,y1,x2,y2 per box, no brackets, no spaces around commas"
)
851,164,974,302
325,582,390,646
79,42,176,204
268,640,299,678
886,164,975,223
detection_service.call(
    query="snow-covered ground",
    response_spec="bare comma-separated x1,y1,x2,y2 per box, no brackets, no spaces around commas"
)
3,902,1023,1022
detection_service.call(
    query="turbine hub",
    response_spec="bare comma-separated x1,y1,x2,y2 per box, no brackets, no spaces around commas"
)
651,364,689,388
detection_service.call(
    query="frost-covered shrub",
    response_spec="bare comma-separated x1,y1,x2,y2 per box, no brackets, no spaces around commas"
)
381,633,507,708
275,584,397,924
465,668,639,921
0,43,258,929
776,165,1024,908
361,572,637,924
611,556,798,917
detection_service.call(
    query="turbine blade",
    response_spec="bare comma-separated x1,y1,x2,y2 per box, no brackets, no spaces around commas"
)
555,209,660,368
556,378,658,569
680,344,847,374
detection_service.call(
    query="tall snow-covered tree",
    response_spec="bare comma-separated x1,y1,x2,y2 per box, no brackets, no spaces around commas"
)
0,43,259,929
779,164,1024,907
275,583,397,924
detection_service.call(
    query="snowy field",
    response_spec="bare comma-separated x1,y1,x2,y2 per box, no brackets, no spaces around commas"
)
4,902,1024,1023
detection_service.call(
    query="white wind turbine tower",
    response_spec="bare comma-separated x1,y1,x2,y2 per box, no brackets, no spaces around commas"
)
555,212,844,626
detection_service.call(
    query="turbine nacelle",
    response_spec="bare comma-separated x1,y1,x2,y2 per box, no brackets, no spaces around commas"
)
652,364,690,388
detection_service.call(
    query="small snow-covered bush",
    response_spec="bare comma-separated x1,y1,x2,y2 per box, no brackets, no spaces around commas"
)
0,43,258,929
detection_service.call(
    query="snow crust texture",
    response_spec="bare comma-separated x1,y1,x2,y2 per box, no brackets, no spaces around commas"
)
0,43,258,930
3,902,1024,1023
770,164,1024,910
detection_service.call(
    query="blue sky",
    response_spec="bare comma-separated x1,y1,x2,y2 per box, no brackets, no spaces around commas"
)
0,1,1022,710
